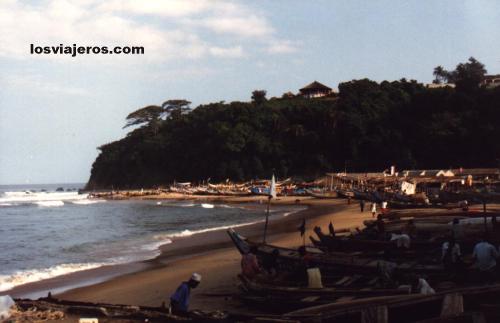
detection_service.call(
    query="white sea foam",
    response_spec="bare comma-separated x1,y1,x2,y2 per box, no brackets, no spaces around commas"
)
141,239,173,251
156,201,162,205
0,191,88,207
36,200,64,207
0,203,13,207
201,203,214,208
0,263,106,292
153,219,264,241
71,199,106,205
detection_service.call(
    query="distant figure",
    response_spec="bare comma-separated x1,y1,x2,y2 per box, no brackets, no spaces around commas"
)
241,246,261,279
381,201,388,213
472,239,499,281
460,200,469,212
347,196,352,205
298,246,313,266
442,237,462,272
376,214,385,239
328,222,336,237
262,249,280,276
359,200,365,212
371,202,377,218
298,246,316,284
170,273,201,314
492,215,500,232
451,218,464,241
404,219,417,238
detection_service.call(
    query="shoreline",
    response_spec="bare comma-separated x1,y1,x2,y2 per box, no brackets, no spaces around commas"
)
3,195,320,300
52,199,369,312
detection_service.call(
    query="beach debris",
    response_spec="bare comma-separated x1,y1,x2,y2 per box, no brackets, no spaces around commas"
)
0,295,15,320
8,304,65,322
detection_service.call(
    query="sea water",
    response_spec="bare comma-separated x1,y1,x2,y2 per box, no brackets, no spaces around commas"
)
0,184,293,293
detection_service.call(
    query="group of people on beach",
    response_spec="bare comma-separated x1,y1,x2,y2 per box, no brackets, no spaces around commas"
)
357,199,388,217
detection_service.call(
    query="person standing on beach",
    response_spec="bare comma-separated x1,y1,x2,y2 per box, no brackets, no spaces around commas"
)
371,202,377,218
359,199,365,212
241,246,261,279
169,273,201,315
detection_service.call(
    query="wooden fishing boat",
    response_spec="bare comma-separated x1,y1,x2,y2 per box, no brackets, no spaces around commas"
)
227,229,444,278
14,296,234,322
310,221,498,256
336,189,355,198
306,189,338,199
389,201,434,209
237,274,412,313
239,275,411,298
282,283,500,323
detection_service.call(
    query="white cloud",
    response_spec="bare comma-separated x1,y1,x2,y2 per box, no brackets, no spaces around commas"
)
198,15,274,38
209,45,244,58
0,0,296,63
267,40,299,54
97,0,210,17
2,73,88,96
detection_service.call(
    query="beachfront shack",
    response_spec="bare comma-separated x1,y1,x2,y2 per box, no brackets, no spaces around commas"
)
299,81,333,98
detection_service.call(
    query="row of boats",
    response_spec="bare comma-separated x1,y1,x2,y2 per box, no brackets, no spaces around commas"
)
225,204,500,322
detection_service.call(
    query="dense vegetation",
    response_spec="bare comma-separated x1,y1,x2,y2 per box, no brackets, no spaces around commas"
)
86,58,500,189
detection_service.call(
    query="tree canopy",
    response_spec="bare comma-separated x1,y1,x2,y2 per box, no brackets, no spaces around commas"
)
86,58,500,189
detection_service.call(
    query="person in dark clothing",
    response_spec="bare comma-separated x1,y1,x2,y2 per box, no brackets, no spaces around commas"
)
170,273,201,315
328,222,336,237
360,200,365,212
262,249,280,276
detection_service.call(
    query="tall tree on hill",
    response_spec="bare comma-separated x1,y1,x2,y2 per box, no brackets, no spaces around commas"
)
432,57,486,91
251,90,267,105
123,105,163,134
433,66,448,84
453,57,487,92
161,99,191,120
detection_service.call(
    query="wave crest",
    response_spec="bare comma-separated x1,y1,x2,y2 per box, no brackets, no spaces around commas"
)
0,263,106,292
36,200,64,207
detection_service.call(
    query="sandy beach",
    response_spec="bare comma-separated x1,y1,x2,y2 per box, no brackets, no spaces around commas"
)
44,196,369,312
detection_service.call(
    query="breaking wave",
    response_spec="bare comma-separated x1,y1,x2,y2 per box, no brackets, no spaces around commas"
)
36,200,64,207
71,199,106,205
0,263,107,292
153,219,264,241
0,191,106,208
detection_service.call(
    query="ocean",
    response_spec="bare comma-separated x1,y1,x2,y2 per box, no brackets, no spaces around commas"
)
0,184,294,294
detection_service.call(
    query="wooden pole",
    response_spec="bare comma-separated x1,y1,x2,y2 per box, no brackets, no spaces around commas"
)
263,196,271,243
484,198,488,234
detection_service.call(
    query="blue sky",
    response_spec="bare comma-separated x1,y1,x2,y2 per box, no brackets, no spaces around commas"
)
1,0,499,185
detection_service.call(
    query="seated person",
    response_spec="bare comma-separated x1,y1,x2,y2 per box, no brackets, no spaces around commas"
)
170,273,201,315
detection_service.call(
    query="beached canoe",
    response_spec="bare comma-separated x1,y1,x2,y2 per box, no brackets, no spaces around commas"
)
227,229,444,278
283,283,500,323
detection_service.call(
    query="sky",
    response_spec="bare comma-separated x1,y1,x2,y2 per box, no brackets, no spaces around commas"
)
1,0,500,185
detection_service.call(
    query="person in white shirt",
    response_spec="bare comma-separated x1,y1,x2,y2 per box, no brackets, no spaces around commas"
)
473,239,498,271
371,202,377,218
381,201,388,213
442,237,462,275
472,238,499,282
